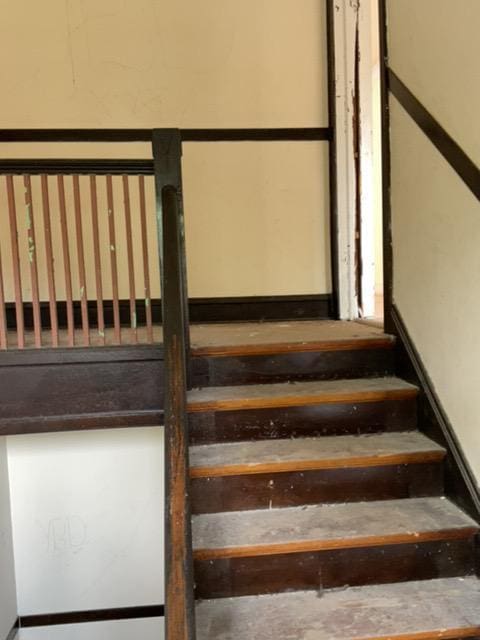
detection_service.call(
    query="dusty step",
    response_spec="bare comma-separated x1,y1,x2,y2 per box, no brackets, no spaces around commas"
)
190,432,445,477
193,496,477,560
190,320,394,357
189,432,446,514
196,576,480,640
193,497,478,598
187,377,418,413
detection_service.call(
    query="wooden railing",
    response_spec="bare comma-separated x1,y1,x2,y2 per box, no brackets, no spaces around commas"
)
0,159,159,348
153,129,195,640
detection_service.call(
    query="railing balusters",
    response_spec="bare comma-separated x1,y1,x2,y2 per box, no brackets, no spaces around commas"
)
106,175,121,344
41,175,59,347
6,176,25,349
89,175,105,345
23,175,42,348
57,175,75,347
139,175,153,343
73,175,90,346
122,175,137,343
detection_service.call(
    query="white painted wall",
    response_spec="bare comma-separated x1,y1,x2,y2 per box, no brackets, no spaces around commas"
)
7,427,164,616
0,438,17,640
18,618,163,640
387,1,480,480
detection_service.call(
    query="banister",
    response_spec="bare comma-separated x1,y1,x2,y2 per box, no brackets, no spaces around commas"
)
153,129,195,640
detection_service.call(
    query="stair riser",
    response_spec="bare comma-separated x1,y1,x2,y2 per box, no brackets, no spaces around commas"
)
192,348,395,387
189,397,418,445
194,538,476,599
190,462,444,514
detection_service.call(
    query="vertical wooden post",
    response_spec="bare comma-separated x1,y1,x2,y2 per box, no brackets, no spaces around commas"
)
24,175,42,348
57,175,75,347
122,175,137,343
6,176,25,349
152,129,195,640
106,175,121,344
0,242,7,349
90,175,106,344
41,175,59,347
138,175,153,342
72,175,90,346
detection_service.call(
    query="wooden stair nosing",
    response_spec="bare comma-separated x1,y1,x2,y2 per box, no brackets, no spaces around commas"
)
356,629,480,640
193,526,478,561
190,449,446,478
187,385,418,414
191,336,395,358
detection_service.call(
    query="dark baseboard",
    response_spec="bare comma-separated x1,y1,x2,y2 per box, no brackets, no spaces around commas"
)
5,619,19,640
391,304,480,521
5,294,335,330
188,294,334,323
19,605,164,628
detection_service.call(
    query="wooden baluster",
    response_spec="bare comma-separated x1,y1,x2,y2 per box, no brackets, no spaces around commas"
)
24,175,42,348
139,175,153,342
5,176,24,349
73,175,89,346
89,176,105,345
122,175,137,343
0,241,7,350
106,175,121,344
41,175,59,347
57,175,75,346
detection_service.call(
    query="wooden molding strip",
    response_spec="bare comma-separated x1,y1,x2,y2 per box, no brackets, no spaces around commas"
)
193,527,478,561
19,605,164,628
357,628,480,640
191,337,394,358
190,449,446,478
388,69,480,201
187,387,418,414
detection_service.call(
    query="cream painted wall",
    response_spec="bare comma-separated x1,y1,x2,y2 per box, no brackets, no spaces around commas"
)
7,428,164,616
0,438,17,640
0,0,330,298
387,0,480,167
390,101,480,478
387,1,480,480
0,0,328,129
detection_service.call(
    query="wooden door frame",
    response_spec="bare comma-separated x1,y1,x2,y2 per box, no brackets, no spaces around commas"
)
330,0,381,321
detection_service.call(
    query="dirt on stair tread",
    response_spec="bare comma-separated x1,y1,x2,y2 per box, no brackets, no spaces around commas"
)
187,377,418,411
192,497,478,557
190,432,445,475
189,320,393,355
195,577,480,640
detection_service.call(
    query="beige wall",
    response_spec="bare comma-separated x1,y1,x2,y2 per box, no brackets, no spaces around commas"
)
387,0,480,167
387,1,480,480
0,0,330,299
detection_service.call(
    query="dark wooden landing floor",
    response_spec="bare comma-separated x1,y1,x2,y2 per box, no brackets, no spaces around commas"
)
7,319,389,351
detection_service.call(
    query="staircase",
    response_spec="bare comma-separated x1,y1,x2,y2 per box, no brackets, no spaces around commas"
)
186,320,480,640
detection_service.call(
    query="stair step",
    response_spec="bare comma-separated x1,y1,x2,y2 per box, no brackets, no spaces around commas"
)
193,497,477,560
188,377,418,413
190,432,445,478
190,320,394,357
196,576,480,640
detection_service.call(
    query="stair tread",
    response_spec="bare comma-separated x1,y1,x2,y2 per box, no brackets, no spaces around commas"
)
190,319,393,356
193,497,478,558
196,576,480,640
190,432,445,476
188,377,417,412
